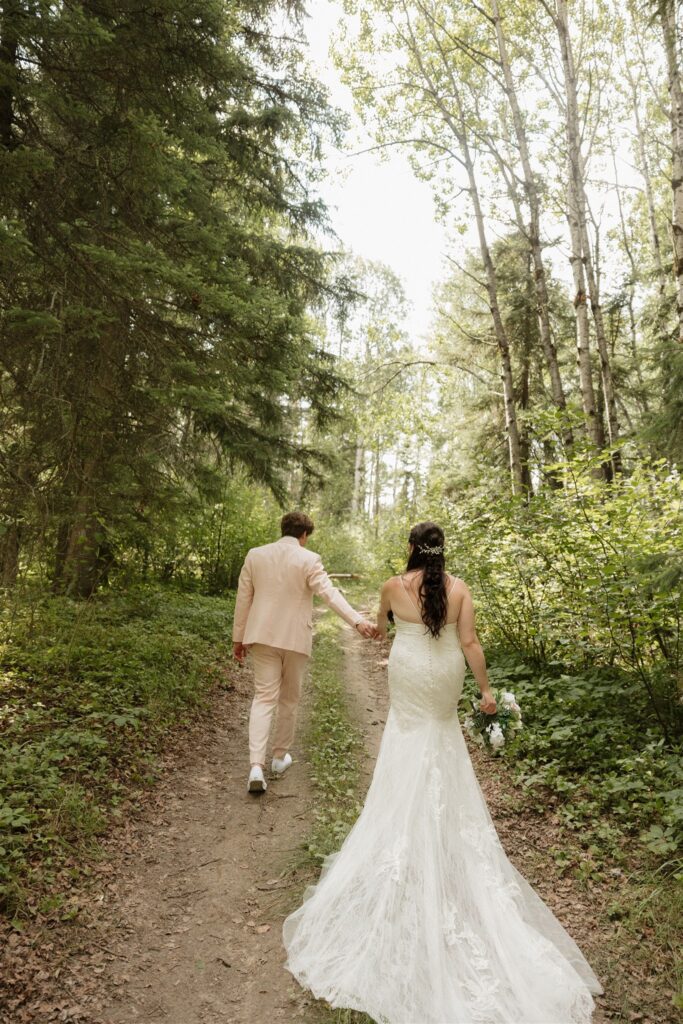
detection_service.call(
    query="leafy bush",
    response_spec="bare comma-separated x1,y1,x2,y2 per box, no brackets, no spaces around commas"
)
448,457,682,742
0,585,233,913
308,517,374,576
462,657,683,857
116,478,280,593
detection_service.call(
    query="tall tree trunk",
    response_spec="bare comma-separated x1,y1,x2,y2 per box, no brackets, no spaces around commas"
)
372,446,381,531
554,0,608,457
624,62,667,293
490,0,571,446
519,252,534,494
610,133,650,413
0,1,19,150
566,173,604,451
365,445,374,518
464,148,525,494
56,456,107,599
658,0,683,342
402,2,526,494
52,325,120,598
0,523,20,587
351,441,364,517
579,206,623,464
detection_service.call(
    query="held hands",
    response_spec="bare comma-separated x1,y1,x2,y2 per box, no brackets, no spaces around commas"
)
479,689,497,714
355,619,382,640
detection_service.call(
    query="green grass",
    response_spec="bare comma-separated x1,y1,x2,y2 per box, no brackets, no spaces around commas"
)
303,614,365,866
0,583,234,918
293,613,375,1024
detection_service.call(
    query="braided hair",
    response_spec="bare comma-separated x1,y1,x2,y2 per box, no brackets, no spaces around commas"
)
405,521,448,638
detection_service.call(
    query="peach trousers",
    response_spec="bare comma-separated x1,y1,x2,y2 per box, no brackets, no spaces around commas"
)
248,643,309,767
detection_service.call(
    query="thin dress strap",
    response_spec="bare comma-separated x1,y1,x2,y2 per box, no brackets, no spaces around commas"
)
400,573,456,615
399,574,422,614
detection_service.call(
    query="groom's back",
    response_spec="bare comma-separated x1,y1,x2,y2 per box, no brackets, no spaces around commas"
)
235,536,318,655
248,537,313,590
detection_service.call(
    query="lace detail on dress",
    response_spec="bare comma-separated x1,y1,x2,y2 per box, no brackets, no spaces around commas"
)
460,814,498,855
442,901,459,947
427,757,445,824
378,835,406,883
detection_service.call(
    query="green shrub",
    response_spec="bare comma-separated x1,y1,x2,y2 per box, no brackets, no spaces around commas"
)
0,585,233,914
447,457,682,741
308,518,375,577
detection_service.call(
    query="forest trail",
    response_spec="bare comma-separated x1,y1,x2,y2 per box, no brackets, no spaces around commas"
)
31,657,319,1024
12,613,668,1024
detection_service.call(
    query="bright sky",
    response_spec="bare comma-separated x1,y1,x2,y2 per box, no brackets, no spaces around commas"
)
304,1,450,343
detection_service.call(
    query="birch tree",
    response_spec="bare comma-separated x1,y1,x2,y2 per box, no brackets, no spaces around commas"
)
488,0,571,436
337,0,527,491
655,0,683,341
540,0,620,464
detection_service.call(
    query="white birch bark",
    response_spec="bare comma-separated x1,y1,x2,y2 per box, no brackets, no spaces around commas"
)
658,0,683,341
490,0,570,433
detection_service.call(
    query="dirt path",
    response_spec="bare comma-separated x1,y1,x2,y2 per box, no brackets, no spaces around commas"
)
5,656,322,1024
92,678,310,1024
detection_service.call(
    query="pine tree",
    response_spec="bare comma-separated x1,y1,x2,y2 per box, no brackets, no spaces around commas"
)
0,0,339,594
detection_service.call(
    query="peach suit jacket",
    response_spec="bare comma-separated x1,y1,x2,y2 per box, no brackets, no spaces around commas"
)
232,535,363,657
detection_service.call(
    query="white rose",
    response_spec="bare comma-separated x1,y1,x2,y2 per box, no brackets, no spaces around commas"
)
488,723,505,749
501,691,516,705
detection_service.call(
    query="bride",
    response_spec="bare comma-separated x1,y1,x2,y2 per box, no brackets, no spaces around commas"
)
283,521,603,1024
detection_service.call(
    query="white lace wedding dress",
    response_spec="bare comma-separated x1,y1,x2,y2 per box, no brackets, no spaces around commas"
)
283,615,603,1024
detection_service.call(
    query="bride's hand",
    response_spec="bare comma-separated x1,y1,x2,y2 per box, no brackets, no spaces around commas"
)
479,690,497,714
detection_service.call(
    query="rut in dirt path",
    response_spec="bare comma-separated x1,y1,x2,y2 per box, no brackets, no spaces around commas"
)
58,655,322,1024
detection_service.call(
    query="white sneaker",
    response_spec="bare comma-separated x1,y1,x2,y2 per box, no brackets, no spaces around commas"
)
271,753,293,776
247,765,267,794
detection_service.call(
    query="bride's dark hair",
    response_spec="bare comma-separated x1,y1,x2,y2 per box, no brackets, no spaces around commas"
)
405,521,448,638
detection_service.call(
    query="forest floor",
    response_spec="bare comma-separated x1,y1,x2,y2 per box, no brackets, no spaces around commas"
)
1,609,678,1024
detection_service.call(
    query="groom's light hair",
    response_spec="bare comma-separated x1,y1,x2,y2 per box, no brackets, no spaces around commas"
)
281,511,315,538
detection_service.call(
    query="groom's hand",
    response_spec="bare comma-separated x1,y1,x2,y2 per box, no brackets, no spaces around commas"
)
355,620,379,639
233,642,247,663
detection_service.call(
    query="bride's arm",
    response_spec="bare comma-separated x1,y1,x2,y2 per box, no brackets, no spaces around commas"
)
376,580,393,635
458,585,497,713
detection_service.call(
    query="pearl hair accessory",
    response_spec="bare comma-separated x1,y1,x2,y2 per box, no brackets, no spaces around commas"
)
418,544,444,555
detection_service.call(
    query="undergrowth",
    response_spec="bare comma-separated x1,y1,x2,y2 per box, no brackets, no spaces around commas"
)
299,614,375,1024
0,584,234,918
303,615,364,865
476,655,683,865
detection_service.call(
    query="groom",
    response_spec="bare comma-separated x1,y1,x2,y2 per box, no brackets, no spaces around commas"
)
233,511,377,793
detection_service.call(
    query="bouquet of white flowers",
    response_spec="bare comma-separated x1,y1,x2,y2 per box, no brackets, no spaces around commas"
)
463,689,523,756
